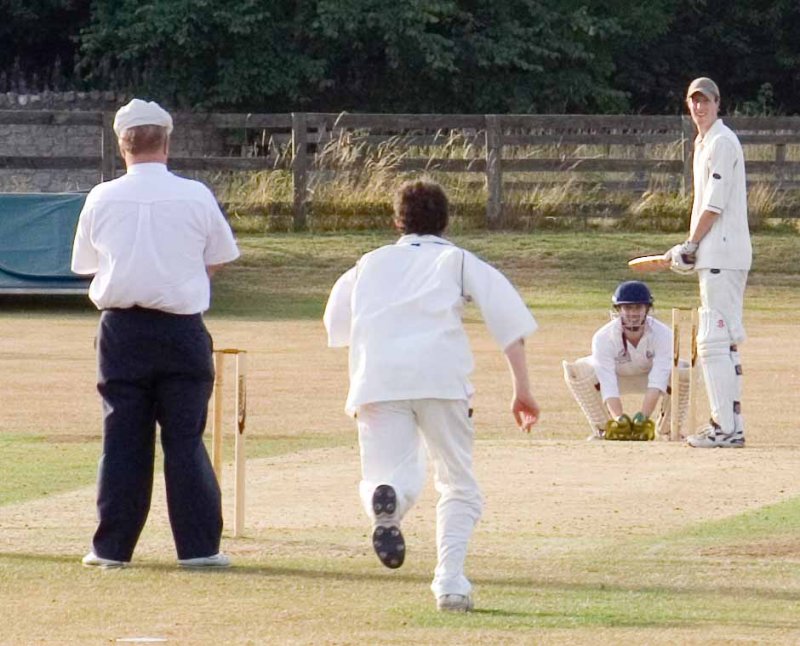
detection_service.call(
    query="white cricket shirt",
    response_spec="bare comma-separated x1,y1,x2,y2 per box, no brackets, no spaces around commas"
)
691,119,752,270
590,315,672,400
324,234,537,416
71,163,240,314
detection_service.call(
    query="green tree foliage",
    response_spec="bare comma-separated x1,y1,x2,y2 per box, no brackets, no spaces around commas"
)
308,0,636,113
5,0,800,114
78,0,649,112
614,0,800,114
78,0,324,108
0,0,90,90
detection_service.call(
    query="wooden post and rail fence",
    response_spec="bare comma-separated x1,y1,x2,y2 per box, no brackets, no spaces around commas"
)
2,110,800,228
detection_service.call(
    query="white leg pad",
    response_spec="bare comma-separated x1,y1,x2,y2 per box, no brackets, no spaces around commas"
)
563,358,609,435
697,307,737,433
657,362,690,437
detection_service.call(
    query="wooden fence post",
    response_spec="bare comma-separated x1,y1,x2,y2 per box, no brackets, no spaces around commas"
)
101,112,116,182
775,143,786,187
291,112,308,231
634,143,646,186
485,115,503,227
681,116,694,196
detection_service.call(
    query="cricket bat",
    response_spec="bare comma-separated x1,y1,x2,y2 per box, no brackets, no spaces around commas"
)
628,254,670,273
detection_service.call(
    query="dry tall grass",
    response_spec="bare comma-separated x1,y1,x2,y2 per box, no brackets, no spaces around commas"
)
211,127,800,233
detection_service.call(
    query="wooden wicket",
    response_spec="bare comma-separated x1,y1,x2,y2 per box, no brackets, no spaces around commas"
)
211,348,247,537
670,308,699,441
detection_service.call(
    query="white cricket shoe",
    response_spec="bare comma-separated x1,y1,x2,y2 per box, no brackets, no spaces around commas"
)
177,553,231,568
437,593,474,612
686,426,744,448
82,551,128,569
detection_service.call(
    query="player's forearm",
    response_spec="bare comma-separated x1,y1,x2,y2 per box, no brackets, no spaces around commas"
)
605,397,624,418
641,388,662,418
504,338,540,431
503,338,531,395
689,209,719,244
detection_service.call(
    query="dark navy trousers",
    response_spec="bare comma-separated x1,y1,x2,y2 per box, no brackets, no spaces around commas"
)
92,307,222,561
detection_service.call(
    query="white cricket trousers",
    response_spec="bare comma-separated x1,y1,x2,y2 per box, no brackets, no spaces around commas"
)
356,399,483,598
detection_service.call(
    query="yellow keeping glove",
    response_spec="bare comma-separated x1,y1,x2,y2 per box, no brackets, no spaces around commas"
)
631,412,655,441
605,414,632,440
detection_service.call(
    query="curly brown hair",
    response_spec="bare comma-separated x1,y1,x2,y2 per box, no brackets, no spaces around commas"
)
393,179,449,235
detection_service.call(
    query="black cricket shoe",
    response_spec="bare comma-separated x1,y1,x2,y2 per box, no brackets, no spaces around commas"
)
371,484,405,569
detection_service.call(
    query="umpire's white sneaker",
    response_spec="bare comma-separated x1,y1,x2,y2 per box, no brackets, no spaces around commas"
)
177,553,231,568
82,552,128,569
437,593,474,612
687,426,744,448
371,484,405,569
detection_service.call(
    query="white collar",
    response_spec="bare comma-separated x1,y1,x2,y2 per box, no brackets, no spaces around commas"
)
396,234,452,246
126,162,169,175
696,118,725,145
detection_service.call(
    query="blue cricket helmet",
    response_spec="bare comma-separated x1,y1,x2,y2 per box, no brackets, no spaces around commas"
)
612,281,654,306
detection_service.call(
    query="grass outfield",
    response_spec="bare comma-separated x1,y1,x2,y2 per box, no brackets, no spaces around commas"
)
1,231,799,644
210,230,800,318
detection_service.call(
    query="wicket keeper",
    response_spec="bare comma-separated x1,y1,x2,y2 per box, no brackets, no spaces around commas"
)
563,281,690,440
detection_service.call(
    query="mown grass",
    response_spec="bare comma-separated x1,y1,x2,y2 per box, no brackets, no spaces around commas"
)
210,230,800,319
668,494,800,547
2,502,799,643
0,432,348,506
2,231,800,644
2,230,798,505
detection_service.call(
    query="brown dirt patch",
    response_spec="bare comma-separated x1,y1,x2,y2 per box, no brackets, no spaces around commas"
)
1,311,799,550
2,312,800,645
4,439,800,562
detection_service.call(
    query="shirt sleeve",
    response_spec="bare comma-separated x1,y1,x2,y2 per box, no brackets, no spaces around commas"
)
70,198,98,275
203,193,240,266
647,323,673,392
591,328,620,401
323,266,357,348
461,251,537,350
700,137,737,215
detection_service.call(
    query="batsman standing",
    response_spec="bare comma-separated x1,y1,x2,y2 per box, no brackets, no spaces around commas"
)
71,99,240,567
324,179,540,612
665,77,751,448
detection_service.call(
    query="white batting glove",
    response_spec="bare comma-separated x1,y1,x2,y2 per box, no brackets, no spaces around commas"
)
668,240,698,275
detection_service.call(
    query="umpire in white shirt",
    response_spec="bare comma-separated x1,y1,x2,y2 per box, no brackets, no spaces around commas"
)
71,99,240,568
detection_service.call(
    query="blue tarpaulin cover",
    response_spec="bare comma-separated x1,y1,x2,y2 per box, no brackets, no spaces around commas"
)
0,193,90,293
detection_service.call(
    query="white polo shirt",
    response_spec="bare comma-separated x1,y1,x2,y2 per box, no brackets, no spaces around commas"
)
324,234,537,416
71,163,240,314
691,119,752,270
590,316,672,400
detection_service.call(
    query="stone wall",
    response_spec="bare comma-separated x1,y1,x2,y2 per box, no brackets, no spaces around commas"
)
0,92,228,192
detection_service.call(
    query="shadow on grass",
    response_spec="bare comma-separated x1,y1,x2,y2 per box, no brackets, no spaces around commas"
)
0,552,429,585
469,573,800,605
0,294,97,316
4,551,799,606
